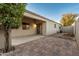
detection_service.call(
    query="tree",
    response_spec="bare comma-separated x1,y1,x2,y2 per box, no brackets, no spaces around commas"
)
60,14,78,26
0,3,26,52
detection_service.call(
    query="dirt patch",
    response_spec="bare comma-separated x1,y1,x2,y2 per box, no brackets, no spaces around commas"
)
53,33,75,41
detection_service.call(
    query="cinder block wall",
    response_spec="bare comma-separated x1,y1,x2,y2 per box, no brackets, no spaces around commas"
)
0,30,5,49
62,26,74,34
75,20,79,47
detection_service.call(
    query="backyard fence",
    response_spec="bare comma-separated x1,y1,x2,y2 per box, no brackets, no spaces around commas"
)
75,19,79,47
0,30,5,50
61,26,74,34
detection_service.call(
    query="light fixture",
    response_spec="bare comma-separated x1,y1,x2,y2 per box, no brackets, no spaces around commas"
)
33,24,37,28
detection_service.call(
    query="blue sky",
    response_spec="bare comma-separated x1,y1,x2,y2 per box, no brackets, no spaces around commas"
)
27,3,79,23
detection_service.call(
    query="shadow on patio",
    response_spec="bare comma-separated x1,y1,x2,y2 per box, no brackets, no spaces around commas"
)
12,35,45,46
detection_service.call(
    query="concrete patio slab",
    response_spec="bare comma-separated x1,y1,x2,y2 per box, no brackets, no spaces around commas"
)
12,35,45,46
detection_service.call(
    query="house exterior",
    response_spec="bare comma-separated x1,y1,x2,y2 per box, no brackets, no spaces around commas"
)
11,10,61,38
0,10,61,50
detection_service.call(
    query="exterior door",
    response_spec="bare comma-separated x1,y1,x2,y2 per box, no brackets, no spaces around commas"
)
37,24,42,34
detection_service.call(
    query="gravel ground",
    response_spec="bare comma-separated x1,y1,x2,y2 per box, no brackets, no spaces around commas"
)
2,33,79,56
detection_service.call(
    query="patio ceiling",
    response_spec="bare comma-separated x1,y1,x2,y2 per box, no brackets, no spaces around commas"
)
22,16,45,24
24,11,47,22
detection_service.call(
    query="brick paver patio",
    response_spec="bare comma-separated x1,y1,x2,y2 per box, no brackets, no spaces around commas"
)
2,33,79,56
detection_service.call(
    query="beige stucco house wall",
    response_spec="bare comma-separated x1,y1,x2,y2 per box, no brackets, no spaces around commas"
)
0,10,61,50
11,10,61,38
45,20,61,35
11,11,60,37
11,24,37,38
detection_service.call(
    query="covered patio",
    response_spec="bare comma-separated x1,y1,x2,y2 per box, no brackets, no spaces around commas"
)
11,11,46,46
11,13,46,38
12,35,45,46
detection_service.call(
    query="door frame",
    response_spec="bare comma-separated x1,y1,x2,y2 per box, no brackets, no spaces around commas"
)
36,23,42,35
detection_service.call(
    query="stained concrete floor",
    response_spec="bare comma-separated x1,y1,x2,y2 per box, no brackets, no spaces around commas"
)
12,35,45,46
2,33,79,56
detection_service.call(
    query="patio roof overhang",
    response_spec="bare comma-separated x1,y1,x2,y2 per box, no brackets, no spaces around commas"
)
24,10,61,25
23,10,47,22
22,16,45,24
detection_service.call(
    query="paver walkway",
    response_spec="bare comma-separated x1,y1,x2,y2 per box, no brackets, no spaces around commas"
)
2,33,79,56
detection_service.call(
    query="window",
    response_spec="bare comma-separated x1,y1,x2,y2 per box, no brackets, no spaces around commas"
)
22,23,30,30
59,26,61,29
54,24,56,28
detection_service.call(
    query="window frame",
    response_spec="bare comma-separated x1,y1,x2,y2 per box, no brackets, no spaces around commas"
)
22,22,30,30
54,24,56,28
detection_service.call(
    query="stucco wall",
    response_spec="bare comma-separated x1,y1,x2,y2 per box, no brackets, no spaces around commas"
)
62,26,74,34
75,20,79,46
45,20,60,35
42,22,46,35
24,11,61,36
0,30,5,49
11,23,37,38
11,20,60,37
